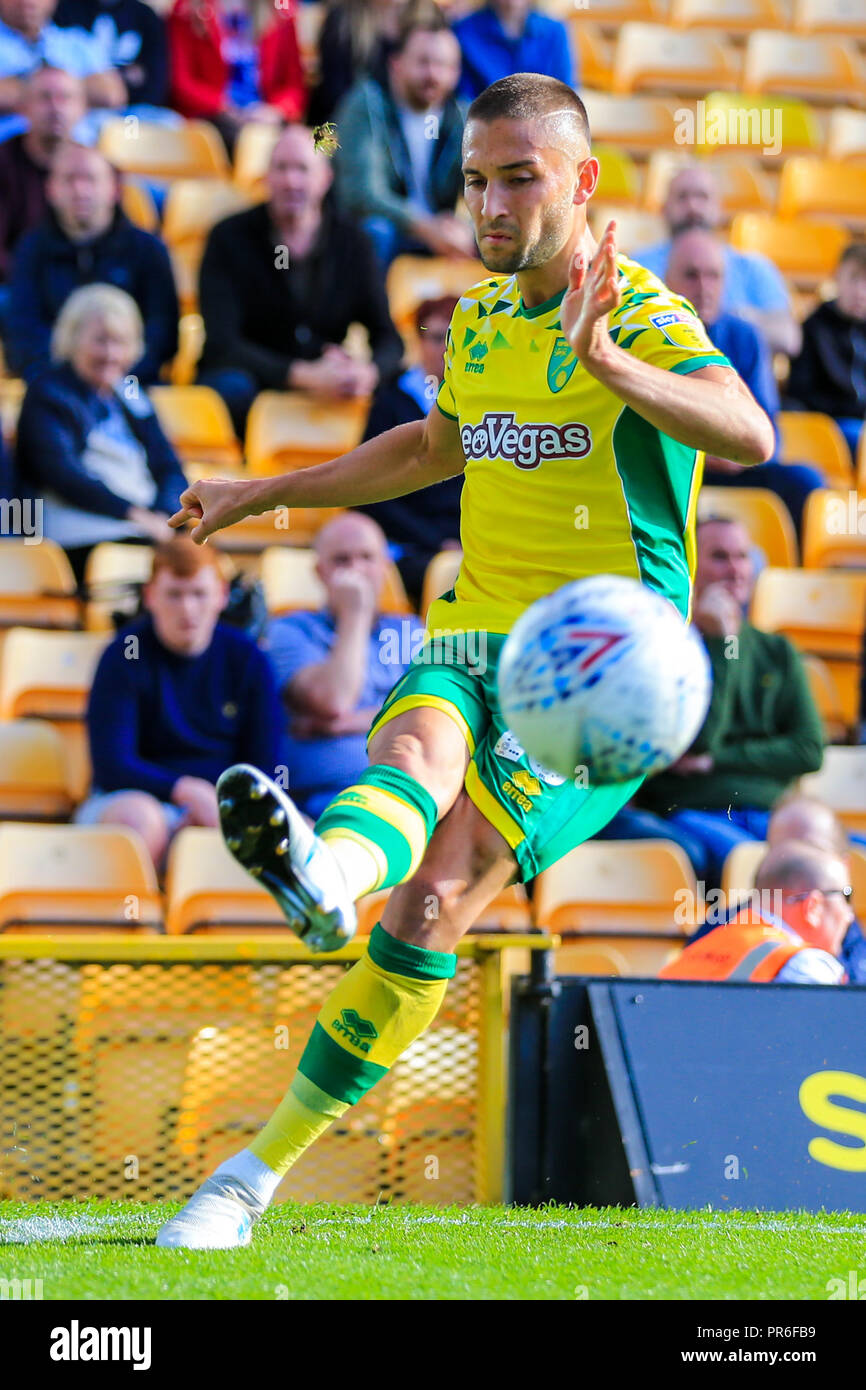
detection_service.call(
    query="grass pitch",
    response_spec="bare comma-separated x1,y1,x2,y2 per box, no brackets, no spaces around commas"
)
0,1200,863,1300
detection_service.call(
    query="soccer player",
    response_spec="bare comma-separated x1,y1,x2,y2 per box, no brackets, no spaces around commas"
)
156,73,774,1248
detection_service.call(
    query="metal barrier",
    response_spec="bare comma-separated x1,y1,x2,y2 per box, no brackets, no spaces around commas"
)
0,934,552,1206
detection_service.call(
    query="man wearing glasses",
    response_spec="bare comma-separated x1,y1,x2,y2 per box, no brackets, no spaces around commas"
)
661,840,853,984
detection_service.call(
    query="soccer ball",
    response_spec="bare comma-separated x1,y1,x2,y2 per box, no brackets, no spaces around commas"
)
496,574,712,784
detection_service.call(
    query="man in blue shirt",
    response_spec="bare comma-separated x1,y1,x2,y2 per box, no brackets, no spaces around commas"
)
453,0,575,102
265,512,424,821
635,163,799,358
665,226,824,537
0,0,124,113
76,536,282,869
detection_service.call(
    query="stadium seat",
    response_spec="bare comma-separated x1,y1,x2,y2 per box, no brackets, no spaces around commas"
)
698,486,798,568
161,179,253,254
551,0,665,26
742,32,865,106
802,489,866,570
556,935,684,975
728,213,848,287
233,121,281,191
0,720,74,820
534,839,696,932
777,158,866,228
695,92,822,158
579,92,681,155
547,943,631,975
777,412,854,489
165,827,287,933
642,151,771,217
244,390,370,475
97,119,230,179
168,241,202,316
119,178,158,232
668,0,784,35
355,882,533,936
148,385,242,467
593,146,640,204
589,205,666,252
570,24,615,91
83,541,154,632
385,256,487,338
0,540,80,629
0,374,24,439
0,823,163,932
169,312,205,387
420,548,463,620
801,653,851,743
261,546,411,616
611,24,741,96
723,839,866,906
826,107,866,161
801,748,866,834
857,430,866,494
794,0,866,36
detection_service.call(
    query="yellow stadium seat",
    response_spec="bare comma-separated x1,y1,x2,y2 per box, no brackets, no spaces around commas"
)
802,489,866,569
777,158,866,228
473,883,532,931
668,0,784,33
98,119,230,179
165,827,287,934
244,390,370,476
696,92,823,157
551,0,665,25
858,429,866,492
170,312,205,387
355,889,391,938
148,384,241,467
698,486,798,567
420,548,462,621
589,205,666,253
0,540,80,629
580,92,681,155
801,748,866,834
0,374,24,440
168,240,201,316
826,107,866,161
742,32,865,106
642,151,771,217
571,24,615,90
749,566,866,664
119,178,158,232
794,0,866,36
777,412,854,489
0,823,162,932
593,145,640,204
0,720,74,820
83,541,154,632
534,839,696,933
801,653,851,742
555,937,681,975
261,546,411,616
161,178,253,249
548,943,630,975
385,255,486,338
233,121,281,191
612,23,741,96
728,213,848,287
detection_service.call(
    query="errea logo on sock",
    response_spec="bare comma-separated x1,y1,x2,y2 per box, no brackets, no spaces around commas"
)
333,1008,379,1053
50,1321,152,1370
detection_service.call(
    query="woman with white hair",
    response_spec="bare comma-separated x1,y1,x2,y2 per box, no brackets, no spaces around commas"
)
15,283,188,584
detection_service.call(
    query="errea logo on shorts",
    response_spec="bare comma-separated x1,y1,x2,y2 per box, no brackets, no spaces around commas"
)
461,413,592,470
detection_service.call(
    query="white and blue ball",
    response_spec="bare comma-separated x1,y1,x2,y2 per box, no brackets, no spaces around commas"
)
497,574,712,785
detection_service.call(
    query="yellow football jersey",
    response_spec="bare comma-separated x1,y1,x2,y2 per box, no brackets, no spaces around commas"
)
428,253,732,637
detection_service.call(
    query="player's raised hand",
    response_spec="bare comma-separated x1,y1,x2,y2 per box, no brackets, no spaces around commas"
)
560,220,622,365
168,477,260,544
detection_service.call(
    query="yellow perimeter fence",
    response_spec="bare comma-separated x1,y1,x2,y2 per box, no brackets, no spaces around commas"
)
0,935,552,1207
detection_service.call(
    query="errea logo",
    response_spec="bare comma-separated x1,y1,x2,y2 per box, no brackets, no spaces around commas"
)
461,413,592,469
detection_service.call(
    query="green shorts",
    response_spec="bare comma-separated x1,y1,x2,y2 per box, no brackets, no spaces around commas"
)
367,631,643,883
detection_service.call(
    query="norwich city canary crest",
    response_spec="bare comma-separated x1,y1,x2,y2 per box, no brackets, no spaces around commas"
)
547,336,578,393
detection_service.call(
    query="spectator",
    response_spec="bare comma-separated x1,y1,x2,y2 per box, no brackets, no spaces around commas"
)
0,0,126,112
265,511,424,821
787,242,866,466
6,140,178,383
453,0,575,103
600,517,824,885
76,535,282,869
359,294,462,605
767,793,866,984
659,840,851,983
197,122,403,437
334,9,473,268
15,283,187,584
0,65,86,285
53,0,169,109
166,0,305,153
307,0,406,129
665,227,824,538
634,164,800,358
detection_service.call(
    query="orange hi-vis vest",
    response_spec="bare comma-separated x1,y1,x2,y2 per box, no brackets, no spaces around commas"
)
659,908,806,982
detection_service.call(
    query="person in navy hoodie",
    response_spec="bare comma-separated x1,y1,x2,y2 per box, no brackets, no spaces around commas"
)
452,0,576,102
5,140,178,382
15,282,187,584
53,0,169,108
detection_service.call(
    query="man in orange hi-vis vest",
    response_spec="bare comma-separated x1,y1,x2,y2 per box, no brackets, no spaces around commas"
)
660,840,853,984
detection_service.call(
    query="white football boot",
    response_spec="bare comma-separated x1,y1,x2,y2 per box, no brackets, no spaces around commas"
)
215,763,357,954
155,1175,263,1250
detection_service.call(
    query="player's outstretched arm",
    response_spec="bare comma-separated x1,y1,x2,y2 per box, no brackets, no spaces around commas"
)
169,407,466,544
561,221,776,466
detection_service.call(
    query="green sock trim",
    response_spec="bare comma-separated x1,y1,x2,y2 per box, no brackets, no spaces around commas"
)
289,1071,351,1119
368,922,457,981
298,1022,388,1105
357,765,438,838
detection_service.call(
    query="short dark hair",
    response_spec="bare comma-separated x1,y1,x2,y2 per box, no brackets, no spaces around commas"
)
467,73,591,148
414,295,458,333
392,2,451,55
840,241,866,274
